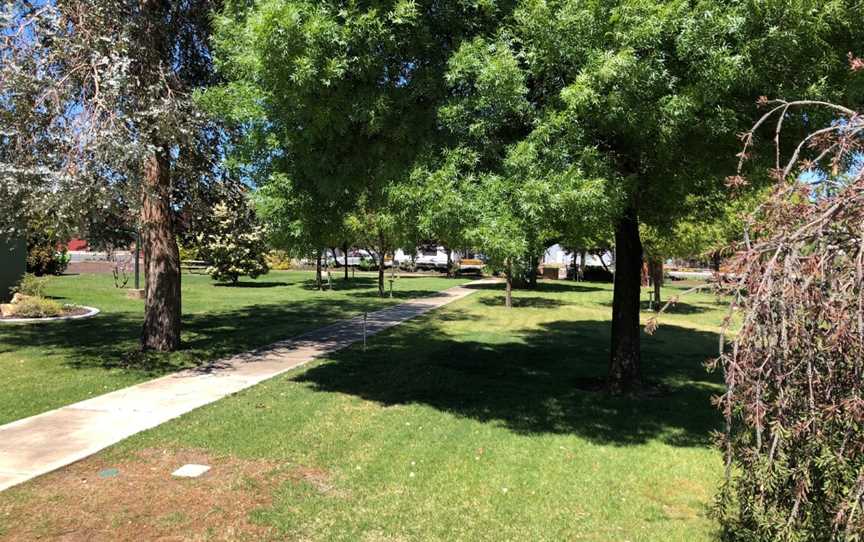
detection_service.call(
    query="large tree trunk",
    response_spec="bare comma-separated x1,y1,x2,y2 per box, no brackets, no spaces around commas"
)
343,242,349,280
446,247,452,278
141,147,181,352
608,207,643,394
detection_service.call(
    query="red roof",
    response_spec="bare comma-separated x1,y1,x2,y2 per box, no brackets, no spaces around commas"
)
67,238,88,251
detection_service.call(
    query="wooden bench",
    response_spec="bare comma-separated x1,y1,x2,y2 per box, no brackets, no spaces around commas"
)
458,259,484,275
180,260,210,274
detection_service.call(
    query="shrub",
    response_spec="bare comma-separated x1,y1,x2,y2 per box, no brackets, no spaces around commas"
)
198,199,269,284
26,245,70,276
357,257,378,272
11,274,48,297
265,250,294,270
8,296,64,318
177,242,200,261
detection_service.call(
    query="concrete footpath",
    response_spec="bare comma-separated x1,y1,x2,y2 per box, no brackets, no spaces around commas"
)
0,281,493,492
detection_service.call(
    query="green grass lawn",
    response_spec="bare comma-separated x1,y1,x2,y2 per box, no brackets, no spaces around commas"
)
0,270,464,425
0,279,728,541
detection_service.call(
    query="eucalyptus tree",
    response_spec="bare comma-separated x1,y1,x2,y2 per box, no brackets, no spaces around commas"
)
1,0,227,351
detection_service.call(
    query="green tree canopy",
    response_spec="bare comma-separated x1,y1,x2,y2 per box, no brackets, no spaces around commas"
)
206,0,513,295
435,0,864,392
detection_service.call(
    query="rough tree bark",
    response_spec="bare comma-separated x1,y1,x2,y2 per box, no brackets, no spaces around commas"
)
445,247,452,278
608,207,643,394
141,147,181,351
138,0,182,352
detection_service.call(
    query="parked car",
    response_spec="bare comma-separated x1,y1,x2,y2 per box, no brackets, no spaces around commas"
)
415,246,450,270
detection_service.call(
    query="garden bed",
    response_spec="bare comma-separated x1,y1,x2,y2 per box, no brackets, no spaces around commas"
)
0,304,100,323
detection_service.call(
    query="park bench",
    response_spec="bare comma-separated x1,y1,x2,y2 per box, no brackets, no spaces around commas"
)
180,260,210,274
458,258,484,275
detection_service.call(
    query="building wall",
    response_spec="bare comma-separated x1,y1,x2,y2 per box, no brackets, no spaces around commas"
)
0,237,26,302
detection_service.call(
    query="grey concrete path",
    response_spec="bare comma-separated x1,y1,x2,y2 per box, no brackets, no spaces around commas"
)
0,280,496,492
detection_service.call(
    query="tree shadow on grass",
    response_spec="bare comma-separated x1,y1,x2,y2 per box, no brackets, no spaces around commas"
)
346,289,451,301
599,300,712,315
302,276,464,298
300,277,377,292
0,297,385,376
478,296,569,308
294,318,723,448
465,281,605,294
213,281,290,288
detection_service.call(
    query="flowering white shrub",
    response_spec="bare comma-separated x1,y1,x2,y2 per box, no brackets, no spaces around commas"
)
198,200,269,284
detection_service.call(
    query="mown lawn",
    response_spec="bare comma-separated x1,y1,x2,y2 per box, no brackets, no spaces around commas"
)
0,280,729,541
0,270,464,425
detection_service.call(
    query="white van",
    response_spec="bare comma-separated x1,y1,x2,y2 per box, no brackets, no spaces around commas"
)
414,246,450,270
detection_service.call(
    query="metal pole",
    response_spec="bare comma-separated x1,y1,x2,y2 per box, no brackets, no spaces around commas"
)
134,228,141,290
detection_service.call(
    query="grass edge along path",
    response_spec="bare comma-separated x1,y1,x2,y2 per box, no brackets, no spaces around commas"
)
0,271,466,425
0,280,496,493
0,280,728,541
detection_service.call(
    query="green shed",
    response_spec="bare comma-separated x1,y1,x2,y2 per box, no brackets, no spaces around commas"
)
0,236,26,302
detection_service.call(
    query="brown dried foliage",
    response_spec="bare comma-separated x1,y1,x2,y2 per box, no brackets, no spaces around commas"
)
712,100,864,541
